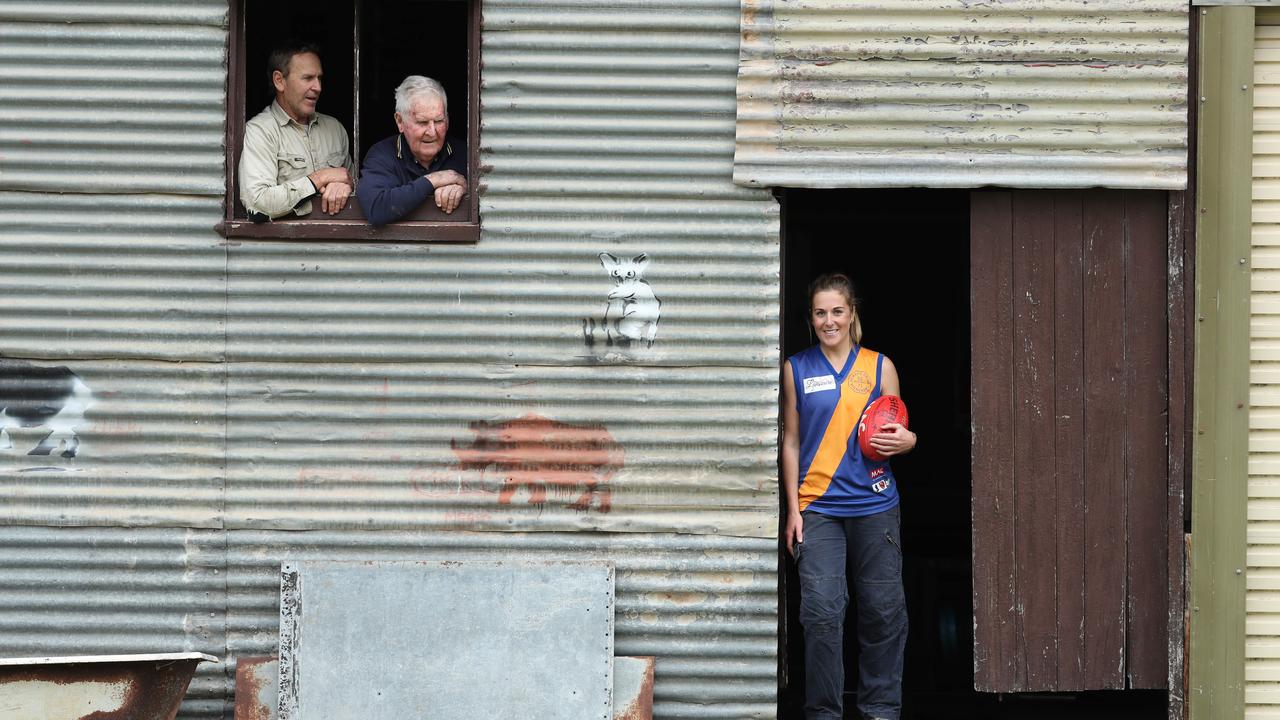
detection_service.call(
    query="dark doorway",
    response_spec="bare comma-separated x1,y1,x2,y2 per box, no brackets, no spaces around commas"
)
777,189,1167,719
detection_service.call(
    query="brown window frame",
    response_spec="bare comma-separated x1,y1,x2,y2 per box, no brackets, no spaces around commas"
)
219,0,480,243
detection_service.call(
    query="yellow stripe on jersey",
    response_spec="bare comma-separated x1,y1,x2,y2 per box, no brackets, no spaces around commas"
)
798,347,880,512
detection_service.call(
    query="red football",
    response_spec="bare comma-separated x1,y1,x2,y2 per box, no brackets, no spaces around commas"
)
858,395,909,462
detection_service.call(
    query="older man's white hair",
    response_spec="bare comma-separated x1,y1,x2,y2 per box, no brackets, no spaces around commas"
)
394,75,448,116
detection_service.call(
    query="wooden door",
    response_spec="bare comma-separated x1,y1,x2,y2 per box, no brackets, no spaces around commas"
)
970,190,1173,692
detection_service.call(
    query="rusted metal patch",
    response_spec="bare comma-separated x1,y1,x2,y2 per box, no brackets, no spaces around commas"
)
0,652,216,720
613,656,655,720
233,656,279,720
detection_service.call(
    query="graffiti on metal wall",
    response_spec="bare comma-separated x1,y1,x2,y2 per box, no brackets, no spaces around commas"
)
449,414,622,513
583,252,662,349
0,360,94,458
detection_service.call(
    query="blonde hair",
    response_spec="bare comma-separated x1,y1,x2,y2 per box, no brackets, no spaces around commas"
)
808,272,862,343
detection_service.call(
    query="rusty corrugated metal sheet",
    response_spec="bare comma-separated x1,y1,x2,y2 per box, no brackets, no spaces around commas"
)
734,0,1189,189
225,531,777,719
0,8,226,195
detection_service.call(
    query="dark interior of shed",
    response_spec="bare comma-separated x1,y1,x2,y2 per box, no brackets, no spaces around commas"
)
243,0,470,168
778,189,1166,719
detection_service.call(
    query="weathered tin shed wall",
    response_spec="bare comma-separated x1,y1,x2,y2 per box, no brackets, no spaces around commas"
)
734,0,1190,189
0,0,781,718
216,0,779,537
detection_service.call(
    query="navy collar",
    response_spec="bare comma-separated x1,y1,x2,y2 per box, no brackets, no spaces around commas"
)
395,134,452,169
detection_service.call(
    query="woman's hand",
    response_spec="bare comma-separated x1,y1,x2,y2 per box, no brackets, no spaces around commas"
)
868,422,917,458
785,512,804,558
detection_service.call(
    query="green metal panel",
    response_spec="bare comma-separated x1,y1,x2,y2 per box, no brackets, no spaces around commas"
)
1191,6,1254,719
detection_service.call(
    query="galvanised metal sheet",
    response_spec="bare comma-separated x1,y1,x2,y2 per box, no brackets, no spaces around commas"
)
0,359,225,529
1251,21,1280,714
0,2,782,718
216,0,782,538
0,192,226,361
0,10,226,195
226,531,778,720
0,1,226,24
735,0,1189,189
224,363,776,538
278,561,614,720
211,0,778,365
0,526,227,720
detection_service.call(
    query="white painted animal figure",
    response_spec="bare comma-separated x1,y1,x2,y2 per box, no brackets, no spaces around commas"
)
598,252,662,348
0,360,93,458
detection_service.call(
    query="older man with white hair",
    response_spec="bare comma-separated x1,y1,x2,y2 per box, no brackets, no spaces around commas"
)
357,75,467,226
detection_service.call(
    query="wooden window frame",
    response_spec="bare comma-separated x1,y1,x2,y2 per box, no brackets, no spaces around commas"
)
218,0,481,243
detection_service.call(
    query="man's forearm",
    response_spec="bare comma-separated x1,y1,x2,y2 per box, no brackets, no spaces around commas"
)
242,175,316,218
358,176,433,227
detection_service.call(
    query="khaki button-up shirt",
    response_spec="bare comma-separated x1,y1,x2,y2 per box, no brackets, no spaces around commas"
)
238,101,355,219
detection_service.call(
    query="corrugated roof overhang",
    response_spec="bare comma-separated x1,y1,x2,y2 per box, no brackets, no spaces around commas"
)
734,0,1190,189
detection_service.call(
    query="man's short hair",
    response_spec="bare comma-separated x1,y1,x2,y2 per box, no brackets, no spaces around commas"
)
267,41,322,89
394,76,448,116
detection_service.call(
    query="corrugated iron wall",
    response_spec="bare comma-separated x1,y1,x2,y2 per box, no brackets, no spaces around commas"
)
1252,14,1280,715
734,0,1190,190
0,0,781,717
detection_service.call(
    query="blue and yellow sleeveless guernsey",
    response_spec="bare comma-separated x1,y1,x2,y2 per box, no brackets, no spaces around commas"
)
790,344,899,517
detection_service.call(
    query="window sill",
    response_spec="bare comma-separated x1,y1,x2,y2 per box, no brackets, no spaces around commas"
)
219,218,479,243
218,196,479,243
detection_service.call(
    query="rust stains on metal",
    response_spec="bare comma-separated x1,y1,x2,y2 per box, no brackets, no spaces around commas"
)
0,653,214,720
450,413,623,512
613,656,655,720
234,656,279,720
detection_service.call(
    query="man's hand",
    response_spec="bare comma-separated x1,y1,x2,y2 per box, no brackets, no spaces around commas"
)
425,169,465,190
320,181,352,215
309,167,352,193
434,184,466,214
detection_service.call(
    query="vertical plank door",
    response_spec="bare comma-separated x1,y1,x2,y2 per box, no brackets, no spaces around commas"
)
970,189,1172,692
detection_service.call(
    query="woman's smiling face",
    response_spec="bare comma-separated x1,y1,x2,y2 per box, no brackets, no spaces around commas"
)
810,289,854,350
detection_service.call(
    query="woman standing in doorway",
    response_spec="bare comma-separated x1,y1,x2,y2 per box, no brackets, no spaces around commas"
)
781,273,917,720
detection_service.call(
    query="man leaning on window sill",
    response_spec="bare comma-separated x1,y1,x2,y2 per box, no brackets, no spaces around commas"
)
239,41,355,222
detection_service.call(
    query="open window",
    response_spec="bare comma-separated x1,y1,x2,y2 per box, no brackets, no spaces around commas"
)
221,0,480,242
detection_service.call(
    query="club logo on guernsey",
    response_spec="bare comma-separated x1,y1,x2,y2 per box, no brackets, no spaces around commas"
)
803,375,836,394
848,370,873,393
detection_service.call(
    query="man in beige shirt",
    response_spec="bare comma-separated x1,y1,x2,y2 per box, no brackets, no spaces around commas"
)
239,43,355,220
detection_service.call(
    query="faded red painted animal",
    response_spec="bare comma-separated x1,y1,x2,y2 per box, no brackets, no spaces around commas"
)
451,414,623,513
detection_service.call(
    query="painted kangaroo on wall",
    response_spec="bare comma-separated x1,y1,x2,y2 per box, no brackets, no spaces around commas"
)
583,252,662,349
0,359,94,458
